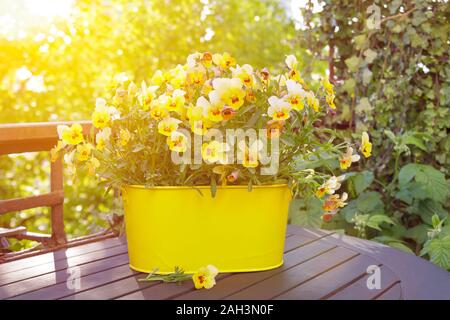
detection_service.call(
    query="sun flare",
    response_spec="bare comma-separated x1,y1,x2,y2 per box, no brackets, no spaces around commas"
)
0,0,74,38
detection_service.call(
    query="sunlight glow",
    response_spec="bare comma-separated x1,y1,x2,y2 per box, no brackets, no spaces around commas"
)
0,0,74,38
23,0,73,18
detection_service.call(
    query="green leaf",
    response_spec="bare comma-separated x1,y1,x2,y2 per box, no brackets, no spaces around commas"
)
348,171,374,195
354,35,367,50
402,133,429,151
341,191,384,222
416,199,447,224
432,214,441,229
345,56,362,73
356,97,373,115
289,198,323,229
369,214,395,225
363,49,377,63
362,68,373,85
388,242,415,254
356,191,384,213
342,78,356,94
210,177,217,198
404,224,429,245
398,164,448,203
420,236,450,270
398,163,420,186
366,214,395,231
414,166,448,203
372,236,414,254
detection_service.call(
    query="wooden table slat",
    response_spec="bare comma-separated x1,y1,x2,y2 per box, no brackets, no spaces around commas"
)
9,264,136,300
0,253,129,299
0,237,125,275
375,282,403,300
274,254,381,300
326,265,399,300
0,245,128,287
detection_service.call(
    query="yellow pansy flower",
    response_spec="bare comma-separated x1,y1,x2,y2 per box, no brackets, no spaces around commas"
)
186,52,201,68
76,143,92,162
211,78,245,110
87,157,100,176
231,64,255,88
322,192,348,222
323,192,348,212
322,77,334,96
201,80,213,96
242,150,258,168
238,140,263,168
168,65,187,89
50,140,64,162
212,52,236,69
201,52,213,68
63,149,76,176
245,90,256,103
288,68,301,82
285,55,298,70
167,89,186,114
326,94,336,109
151,69,169,86
167,131,188,152
92,98,111,129
315,175,345,198
284,80,306,111
192,265,219,290
186,103,204,121
127,81,138,97
95,127,111,151
197,96,223,122
339,147,360,170
259,68,270,86
267,96,291,121
149,102,169,121
57,123,84,145
201,141,230,164
360,131,372,158
306,91,319,112
227,170,239,183
138,81,159,111
266,120,285,139
221,106,236,121
119,129,131,146
190,120,212,136
154,94,171,110
158,117,181,136
92,110,110,129
187,65,206,86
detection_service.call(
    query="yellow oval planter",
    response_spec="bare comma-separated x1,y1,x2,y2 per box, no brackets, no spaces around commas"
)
122,184,291,274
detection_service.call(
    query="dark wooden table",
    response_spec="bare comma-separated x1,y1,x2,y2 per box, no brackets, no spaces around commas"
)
1,225,449,300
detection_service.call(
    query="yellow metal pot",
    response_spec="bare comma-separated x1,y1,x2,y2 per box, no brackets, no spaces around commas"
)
122,184,291,274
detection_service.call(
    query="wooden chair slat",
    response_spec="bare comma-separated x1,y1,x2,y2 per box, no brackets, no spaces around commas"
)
0,227,27,238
